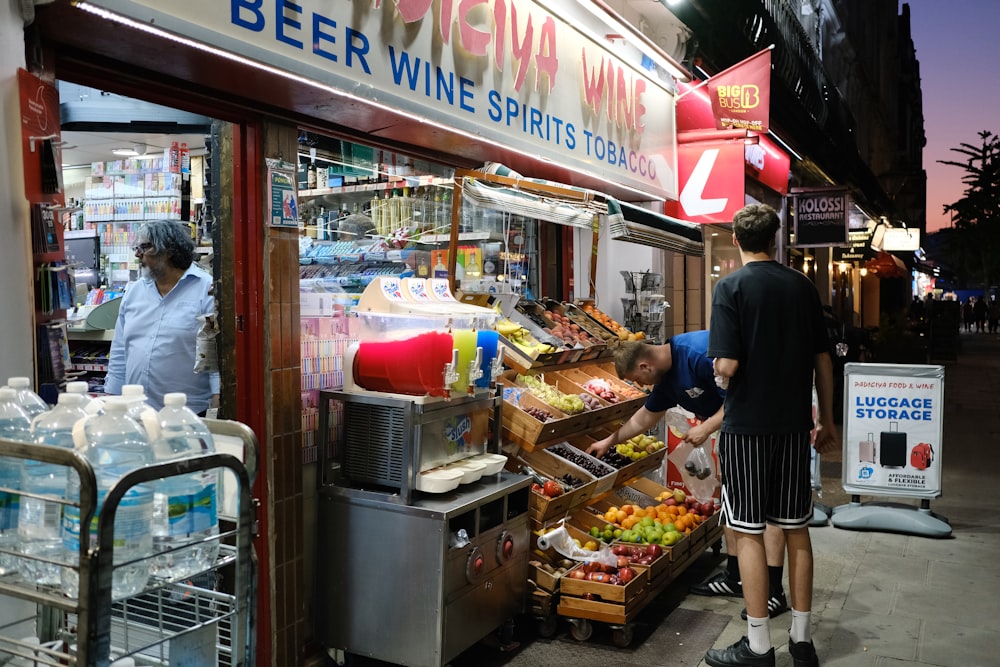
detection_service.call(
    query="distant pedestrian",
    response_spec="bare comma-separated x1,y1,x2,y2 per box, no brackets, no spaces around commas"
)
963,297,974,332
974,296,988,333
988,295,1000,334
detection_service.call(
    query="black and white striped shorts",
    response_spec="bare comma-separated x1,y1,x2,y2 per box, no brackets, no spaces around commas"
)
718,431,813,534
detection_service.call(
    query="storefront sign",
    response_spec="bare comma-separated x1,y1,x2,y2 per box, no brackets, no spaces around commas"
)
791,187,849,246
882,227,920,251
663,140,745,223
86,0,678,199
842,363,944,499
267,159,298,228
833,229,873,262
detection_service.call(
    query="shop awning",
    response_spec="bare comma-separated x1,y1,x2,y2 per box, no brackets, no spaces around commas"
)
466,164,704,256
607,200,705,256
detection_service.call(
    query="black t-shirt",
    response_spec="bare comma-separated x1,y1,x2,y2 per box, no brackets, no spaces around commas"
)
708,260,828,434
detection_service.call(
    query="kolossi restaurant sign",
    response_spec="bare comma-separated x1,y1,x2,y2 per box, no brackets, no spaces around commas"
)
88,0,679,200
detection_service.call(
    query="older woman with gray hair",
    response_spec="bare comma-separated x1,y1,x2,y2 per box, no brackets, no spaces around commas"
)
105,220,219,413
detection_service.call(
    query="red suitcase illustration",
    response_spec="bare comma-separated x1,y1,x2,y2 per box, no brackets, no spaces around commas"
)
859,433,876,464
911,442,934,470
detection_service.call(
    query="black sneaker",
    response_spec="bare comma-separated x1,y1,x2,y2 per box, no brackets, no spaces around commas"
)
740,590,789,619
789,638,819,667
705,636,775,667
691,571,743,597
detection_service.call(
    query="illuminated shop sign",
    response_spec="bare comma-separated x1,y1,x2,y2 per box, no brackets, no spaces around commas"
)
86,0,678,199
791,187,849,247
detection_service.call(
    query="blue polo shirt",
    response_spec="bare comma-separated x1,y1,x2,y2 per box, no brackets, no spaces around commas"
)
643,330,725,419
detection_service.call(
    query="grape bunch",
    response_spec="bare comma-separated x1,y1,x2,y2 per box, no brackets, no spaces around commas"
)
548,445,612,477
578,393,602,410
524,405,555,422
561,473,586,488
517,374,585,414
599,451,632,469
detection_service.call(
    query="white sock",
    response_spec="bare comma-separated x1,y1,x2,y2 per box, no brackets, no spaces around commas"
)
790,609,811,643
746,614,771,655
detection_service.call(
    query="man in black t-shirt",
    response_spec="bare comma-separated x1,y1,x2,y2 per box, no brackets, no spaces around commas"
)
704,204,840,667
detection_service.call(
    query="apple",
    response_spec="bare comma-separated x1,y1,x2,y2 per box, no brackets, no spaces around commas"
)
618,567,635,583
672,489,686,504
645,544,663,559
664,497,677,506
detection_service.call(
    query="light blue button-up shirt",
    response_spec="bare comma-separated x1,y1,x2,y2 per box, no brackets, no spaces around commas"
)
105,264,220,413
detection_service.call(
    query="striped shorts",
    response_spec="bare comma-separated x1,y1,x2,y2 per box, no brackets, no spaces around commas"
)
718,431,814,534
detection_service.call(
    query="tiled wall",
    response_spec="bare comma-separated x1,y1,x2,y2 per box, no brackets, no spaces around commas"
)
261,122,310,666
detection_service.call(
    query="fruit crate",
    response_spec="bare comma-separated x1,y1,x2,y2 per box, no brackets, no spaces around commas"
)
582,499,691,564
541,442,618,496
609,541,673,580
553,368,642,423
563,432,667,489
499,373,643,451
541,299,619,357
517,300,606,361
557,563,649,625
520,447,601,522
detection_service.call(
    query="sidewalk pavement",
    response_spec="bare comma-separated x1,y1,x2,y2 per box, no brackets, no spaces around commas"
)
431,329,1000,667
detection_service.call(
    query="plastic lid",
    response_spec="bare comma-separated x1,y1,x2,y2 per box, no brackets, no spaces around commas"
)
58,393,84,406
103,397,128,413
163,392,188,407
0,387,15,400
6,377,30,388
121,384,146,398
66,381,89,394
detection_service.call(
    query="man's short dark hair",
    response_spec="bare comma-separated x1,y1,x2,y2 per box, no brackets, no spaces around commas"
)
732,204,780,253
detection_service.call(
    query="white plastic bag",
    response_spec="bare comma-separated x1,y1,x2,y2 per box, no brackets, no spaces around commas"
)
535,519,617,566
195,313,219,374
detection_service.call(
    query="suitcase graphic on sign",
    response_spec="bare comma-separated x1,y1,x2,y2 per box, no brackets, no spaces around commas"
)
859,433,876,464
911,442,934,470
880,422,907,468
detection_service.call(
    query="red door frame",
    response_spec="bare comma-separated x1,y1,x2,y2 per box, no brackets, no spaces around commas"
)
39,55,271,665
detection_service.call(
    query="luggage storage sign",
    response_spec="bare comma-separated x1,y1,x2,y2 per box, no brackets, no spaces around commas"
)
842,363,944,498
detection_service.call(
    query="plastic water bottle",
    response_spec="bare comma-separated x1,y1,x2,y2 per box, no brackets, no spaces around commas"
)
0,387,32,575
19,392,87,585
121,384,161,440
62,398,154,600
151,393,219,579
66,380,103,415
4,377,49,419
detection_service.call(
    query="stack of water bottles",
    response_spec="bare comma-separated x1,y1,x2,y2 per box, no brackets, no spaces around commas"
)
0,377,220,601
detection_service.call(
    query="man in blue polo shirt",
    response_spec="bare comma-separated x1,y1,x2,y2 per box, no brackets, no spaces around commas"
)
587,331,723,458
586,332,789,623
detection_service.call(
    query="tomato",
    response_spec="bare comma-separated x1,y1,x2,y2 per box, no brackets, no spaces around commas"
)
543,480,564,497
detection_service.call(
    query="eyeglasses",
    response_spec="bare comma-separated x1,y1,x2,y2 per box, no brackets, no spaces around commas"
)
133,242,153,254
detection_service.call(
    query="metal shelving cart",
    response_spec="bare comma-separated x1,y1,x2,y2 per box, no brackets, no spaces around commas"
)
0,418,258,667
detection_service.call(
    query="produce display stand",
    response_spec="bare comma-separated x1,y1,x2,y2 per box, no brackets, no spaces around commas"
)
501,360,723,647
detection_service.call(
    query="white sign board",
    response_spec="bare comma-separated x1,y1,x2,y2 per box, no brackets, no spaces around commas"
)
842,363,944,499
881,227,921,251
86,0,678,199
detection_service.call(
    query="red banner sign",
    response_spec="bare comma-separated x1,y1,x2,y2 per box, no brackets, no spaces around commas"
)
18,68,63,204
664,141,746,224
707,48,772,133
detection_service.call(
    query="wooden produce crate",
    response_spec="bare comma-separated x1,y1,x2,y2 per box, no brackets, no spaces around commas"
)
555,367,645,422
518,300,606,361
583,499,691,564
557,563,649,624
500,372,636,450
580,364,649,401
542,299,619,357
521,448,601,522
608,541,672,581
561,433,667,490
541,442,618,496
